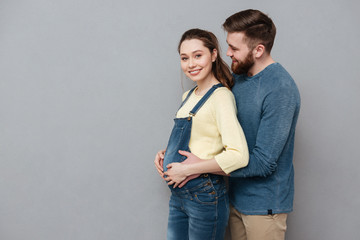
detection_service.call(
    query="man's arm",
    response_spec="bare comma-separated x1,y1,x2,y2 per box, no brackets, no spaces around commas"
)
164,86,299,181
231,86,300,178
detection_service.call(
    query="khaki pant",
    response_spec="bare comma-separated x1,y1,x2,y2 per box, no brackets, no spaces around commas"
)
228,205,288,240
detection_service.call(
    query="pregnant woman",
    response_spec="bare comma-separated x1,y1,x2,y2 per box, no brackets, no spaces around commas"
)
155,28,249,240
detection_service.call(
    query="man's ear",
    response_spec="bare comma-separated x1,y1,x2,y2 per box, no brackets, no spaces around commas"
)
254,44,265,58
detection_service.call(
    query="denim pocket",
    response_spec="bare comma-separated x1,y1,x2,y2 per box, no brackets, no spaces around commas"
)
193,181,219,205
194,191,217,205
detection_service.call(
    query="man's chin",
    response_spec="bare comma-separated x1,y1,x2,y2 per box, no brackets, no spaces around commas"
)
231,63,240,74
232,65,246,75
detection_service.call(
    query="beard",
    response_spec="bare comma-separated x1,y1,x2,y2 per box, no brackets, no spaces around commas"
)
231,51,255,75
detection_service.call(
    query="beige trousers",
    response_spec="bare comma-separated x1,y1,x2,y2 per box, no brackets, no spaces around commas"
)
228,205,288,240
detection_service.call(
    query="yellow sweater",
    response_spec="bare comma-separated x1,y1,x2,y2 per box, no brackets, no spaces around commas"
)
176,87,249,174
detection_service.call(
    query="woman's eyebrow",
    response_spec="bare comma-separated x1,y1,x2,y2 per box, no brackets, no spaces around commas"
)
180,50,204,55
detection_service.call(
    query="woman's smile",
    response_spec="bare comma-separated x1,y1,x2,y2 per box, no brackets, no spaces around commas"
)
189,69,202,76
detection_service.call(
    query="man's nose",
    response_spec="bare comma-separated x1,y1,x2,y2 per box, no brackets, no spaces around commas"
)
226,47,232,57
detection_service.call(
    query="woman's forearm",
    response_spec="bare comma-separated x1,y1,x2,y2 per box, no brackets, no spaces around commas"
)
184,158,226,176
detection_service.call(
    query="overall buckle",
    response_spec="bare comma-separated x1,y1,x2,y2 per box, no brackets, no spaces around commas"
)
187,112,195,121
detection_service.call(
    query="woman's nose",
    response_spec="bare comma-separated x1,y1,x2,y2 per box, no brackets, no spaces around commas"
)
188,58,196,68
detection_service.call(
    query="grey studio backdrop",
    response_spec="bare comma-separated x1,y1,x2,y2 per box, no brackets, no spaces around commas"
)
0,0,359,239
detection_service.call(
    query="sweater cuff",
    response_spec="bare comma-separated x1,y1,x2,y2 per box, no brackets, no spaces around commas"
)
215,150,249,174
214,154,236,174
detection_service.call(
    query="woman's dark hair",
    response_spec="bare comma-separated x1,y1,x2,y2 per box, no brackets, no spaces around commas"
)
178,28,233,89
223,9,276,53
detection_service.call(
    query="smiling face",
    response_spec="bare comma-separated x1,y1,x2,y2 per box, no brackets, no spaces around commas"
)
226,32,255,75
179,39,217,84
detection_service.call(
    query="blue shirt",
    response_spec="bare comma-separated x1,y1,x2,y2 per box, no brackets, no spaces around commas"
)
230,63,301,215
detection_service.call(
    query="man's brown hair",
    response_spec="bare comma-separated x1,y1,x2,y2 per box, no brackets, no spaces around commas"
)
223,9,276,53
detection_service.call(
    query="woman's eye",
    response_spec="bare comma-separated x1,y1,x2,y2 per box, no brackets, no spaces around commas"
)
181,57,188,61
195,55,201,58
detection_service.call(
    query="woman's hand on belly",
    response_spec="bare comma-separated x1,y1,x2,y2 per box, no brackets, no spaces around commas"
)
154,149,166,180
164,162,188,188
165,151,205,188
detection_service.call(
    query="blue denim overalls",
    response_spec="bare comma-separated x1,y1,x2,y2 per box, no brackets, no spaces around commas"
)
163,83,229,240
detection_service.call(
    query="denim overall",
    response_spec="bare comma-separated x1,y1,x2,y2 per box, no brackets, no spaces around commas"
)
163,83,229,240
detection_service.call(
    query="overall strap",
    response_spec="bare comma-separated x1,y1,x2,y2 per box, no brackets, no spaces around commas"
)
189,83,223,116
177,86,197,111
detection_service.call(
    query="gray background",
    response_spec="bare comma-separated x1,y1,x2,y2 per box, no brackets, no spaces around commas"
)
0,0,359,239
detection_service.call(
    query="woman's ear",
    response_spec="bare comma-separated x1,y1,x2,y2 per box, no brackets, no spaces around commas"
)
211,49,218,62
